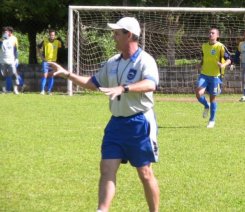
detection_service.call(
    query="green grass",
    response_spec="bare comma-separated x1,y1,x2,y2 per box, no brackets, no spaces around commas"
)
0,93,244,211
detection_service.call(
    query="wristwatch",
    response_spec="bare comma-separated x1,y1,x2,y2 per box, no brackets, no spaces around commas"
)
123,85,129,93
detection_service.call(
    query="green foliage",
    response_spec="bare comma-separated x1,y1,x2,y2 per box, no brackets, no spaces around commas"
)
15,31,29,64
156,55,200,67
87,30,117,59
156,55,168,66
175,59,200,65
143,0,245,7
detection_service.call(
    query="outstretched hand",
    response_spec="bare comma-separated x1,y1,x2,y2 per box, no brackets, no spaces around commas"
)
48,62,70,78
99,86,124,100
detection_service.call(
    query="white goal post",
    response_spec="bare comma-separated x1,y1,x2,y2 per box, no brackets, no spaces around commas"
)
68,6,245,95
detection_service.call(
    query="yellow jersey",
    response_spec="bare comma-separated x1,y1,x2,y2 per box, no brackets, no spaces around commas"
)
201,41,230,77
41,38,62,62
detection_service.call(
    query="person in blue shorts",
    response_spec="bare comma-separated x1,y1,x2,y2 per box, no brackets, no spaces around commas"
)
37,29,62,95
0,26,19,94
49,17,160,212
195,28,231,128
5,26,26,92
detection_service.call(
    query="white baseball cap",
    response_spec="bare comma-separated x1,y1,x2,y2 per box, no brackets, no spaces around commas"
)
107,17,141,37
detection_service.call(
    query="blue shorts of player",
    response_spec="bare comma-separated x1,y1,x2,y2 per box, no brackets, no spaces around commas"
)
102,110,159,168
197,74,222,96
42,61,53,73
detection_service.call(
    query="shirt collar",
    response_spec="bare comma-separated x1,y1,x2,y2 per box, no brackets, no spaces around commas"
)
116,47,142,62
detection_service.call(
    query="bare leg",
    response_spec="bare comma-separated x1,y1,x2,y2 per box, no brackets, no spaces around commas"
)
209,95,216,103
137,164,160,212
195,86,205,99
97,159,121,212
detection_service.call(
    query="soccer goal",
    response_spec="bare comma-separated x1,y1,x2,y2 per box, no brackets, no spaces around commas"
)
68,6,245,95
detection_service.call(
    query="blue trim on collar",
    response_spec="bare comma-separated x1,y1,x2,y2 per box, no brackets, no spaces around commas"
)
131,47,142,62
115,48,142,62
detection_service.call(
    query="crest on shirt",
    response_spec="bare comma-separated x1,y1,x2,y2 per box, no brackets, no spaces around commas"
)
127,68,137,80
211,49,216,55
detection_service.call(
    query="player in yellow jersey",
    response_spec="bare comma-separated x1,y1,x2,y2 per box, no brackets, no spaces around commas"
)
37,29,62,95
195,28,231,128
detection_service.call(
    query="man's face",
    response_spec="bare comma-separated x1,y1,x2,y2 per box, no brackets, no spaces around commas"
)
208,29,219,42
2,30,10,39
113,29,129,51
49,32,56,41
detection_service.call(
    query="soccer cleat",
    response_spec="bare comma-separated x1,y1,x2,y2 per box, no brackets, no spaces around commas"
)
203,104,210,118
207,121,215,128
40,90,45,95
47,91,52,95
239,96,245,102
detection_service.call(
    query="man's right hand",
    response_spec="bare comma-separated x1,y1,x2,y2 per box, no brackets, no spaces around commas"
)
48,62,70,78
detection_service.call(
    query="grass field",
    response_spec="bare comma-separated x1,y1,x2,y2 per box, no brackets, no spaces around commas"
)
0,93,244,212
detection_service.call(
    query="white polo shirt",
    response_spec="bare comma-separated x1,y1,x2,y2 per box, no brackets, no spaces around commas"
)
0,38,15,64
92,48,159,117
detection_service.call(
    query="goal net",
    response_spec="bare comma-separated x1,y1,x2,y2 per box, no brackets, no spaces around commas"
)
68,6,245,95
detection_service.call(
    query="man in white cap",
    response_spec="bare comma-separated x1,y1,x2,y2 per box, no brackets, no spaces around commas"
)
49,16,160,212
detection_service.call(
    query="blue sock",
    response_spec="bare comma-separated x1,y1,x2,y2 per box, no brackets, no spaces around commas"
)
41,77,47,91
210,102,217,121
243,89,245,96
47,77,54,92
198,96,209,108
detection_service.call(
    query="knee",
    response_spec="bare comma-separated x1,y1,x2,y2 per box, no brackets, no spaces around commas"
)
195,88,204,99
100,160,120,179
137,166,155,182
195,90,200,99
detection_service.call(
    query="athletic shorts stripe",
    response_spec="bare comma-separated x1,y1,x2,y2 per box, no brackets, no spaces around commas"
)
101,109,159,167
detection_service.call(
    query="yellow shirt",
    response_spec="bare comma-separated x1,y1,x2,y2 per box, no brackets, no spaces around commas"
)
43,38,62,62
201,42,227,77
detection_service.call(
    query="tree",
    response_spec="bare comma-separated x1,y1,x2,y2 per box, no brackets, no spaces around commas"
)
1,0,243,64
0,0,71,63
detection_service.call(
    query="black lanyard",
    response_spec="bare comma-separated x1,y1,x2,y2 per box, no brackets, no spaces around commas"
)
116,58,132,86
116,58,132,101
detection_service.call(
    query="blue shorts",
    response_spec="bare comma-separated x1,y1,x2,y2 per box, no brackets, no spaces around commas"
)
42,61,53,73
197,74,222,96
101,110,159,168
